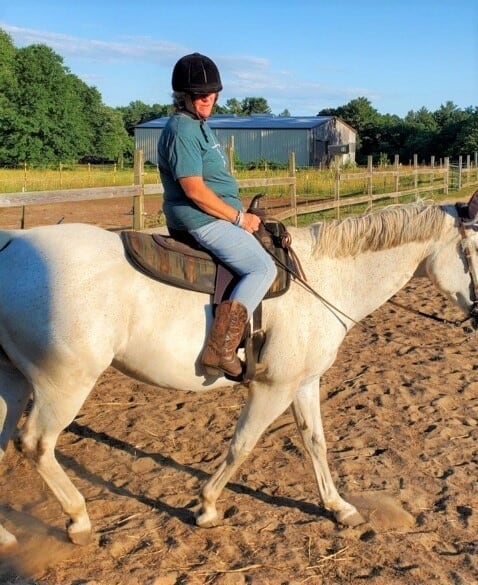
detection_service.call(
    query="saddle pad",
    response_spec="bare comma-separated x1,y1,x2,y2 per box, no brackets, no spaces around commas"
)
121,230,290,298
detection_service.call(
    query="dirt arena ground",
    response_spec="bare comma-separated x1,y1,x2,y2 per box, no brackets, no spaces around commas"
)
0,198,476,584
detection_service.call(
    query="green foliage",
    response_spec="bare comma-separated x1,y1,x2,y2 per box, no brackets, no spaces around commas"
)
234,158,288,171
117,100,170,136
0,29,129,165
0,31,19,165
216,96,272,116
216,98,243,115
320,97,478,164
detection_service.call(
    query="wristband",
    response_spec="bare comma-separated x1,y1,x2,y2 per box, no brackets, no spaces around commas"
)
233,211,243,227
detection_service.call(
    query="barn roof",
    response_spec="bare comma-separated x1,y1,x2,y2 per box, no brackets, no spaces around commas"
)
136,114,353,131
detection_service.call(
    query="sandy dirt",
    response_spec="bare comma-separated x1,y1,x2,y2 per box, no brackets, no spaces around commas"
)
0,199,476,585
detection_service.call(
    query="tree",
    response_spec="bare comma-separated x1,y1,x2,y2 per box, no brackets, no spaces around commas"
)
431,102,472,158
117,101,170,136
92,106,130,162
449,108,478,159
215,96,272,116
401,107,438,162
0,29,132,165
373,114,406,163
320,97,381,163
217,98,242,115
12,43,73,163
240,97,271,115
0,30,19,164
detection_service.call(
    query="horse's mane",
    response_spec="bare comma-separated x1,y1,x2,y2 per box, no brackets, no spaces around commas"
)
311,201,449,258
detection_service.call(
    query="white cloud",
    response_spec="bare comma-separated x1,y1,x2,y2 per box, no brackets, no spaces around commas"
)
1,24,187,65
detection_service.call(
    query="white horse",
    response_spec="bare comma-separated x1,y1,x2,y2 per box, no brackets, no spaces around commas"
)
0,196,477,548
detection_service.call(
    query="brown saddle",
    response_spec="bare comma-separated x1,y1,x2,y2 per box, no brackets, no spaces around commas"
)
120,217,300,382
120,219,293,302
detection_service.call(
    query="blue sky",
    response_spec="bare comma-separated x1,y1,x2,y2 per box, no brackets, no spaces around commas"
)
1,0,477,117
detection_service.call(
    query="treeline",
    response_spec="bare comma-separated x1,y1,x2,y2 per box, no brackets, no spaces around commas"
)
319,98,478,165
0,30,131,165
1,29,477,167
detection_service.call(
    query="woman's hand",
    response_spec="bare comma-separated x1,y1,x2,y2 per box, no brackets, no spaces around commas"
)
240,212,261,234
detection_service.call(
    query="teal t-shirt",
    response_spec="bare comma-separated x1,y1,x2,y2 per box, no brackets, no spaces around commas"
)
157,113,241,230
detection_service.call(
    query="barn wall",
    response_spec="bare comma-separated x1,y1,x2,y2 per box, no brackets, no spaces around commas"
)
213,128,312,166
135,126,162,165
134,127,163,165
135,116,356,167
313,119,356,166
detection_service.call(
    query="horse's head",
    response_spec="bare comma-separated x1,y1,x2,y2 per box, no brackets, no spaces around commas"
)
425,190,478,329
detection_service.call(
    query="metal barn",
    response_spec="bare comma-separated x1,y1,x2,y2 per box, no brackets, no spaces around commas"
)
135,115,356,167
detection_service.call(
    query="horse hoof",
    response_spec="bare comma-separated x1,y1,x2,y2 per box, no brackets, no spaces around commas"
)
67,520,92,546
195,509,222,528
0,529,18,553
336,508,366,527
68,528,92,546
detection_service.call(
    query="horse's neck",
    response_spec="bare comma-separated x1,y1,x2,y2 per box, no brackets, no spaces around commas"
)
309,241,432,322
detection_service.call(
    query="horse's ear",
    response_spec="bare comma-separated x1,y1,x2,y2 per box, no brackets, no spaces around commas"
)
468,190,478,220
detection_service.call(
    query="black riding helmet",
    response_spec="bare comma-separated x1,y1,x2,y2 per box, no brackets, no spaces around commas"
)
172,53,223,94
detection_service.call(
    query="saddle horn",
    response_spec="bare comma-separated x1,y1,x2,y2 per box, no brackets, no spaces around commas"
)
247,193,266,213
467,189,478,221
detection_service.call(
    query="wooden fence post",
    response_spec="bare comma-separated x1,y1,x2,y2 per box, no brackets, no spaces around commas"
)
133,149,145,230
21,162,27,228
367,155,373,207
458,156,463,191
227,136,235,175
413,154,418,193
288,152,297,226
334,159,341,219
444,157,449,196
394,154,400,203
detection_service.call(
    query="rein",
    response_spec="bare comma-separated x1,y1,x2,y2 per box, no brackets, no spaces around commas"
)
387,298,468,327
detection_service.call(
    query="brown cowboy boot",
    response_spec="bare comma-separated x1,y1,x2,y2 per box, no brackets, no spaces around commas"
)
201,300,248,377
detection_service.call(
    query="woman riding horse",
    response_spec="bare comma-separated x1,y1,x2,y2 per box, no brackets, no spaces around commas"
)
157,53,277,378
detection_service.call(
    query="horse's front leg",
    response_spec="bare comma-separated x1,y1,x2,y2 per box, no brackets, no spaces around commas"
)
197,381,296,527
292,379,365,527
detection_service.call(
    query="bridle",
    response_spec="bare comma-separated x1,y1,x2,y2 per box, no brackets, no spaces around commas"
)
456,203,478,329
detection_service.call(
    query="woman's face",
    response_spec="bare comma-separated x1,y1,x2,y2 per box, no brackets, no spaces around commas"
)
191,93,217,118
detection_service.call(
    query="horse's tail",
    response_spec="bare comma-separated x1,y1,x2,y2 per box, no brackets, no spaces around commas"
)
0,230,15,253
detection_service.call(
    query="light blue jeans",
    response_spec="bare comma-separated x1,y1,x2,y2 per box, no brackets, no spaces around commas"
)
190,220,277,318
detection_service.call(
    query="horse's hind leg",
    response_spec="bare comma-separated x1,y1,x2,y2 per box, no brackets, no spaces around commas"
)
197,382,296,527
15,376,98,545
291,379,365,527
0,359,32,547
